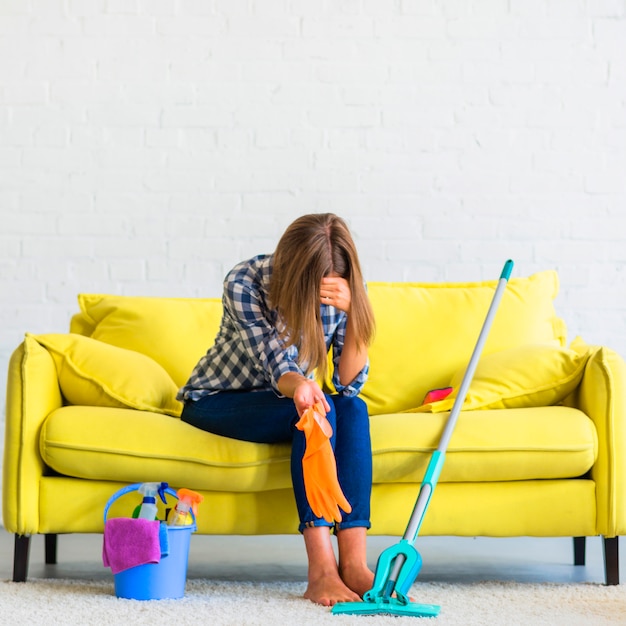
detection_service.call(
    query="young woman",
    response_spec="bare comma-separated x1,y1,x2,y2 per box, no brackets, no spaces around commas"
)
177,213,376,606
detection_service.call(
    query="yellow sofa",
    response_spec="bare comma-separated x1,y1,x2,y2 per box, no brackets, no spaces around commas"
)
4,270,626,584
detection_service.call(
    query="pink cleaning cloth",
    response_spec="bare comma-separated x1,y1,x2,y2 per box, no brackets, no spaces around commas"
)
102,518,161,574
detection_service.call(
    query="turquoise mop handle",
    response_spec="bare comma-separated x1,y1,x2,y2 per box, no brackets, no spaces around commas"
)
433,259,514,459
501,259,514,281
386,259,514,595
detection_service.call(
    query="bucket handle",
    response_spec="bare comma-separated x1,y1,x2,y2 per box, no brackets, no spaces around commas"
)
103,483,197,526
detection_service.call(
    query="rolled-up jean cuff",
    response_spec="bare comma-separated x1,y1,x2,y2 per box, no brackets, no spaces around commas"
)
299,520,335,534
335,520,371,532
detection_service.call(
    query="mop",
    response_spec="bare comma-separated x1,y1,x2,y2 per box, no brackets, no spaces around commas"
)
332,259,514,618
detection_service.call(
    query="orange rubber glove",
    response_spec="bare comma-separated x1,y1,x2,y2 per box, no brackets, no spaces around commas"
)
295,402,352,524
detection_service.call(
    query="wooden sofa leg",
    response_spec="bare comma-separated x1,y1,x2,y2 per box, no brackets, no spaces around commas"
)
13,535,31,583
573,536,586,566
45,534,58,565
604,536,620,585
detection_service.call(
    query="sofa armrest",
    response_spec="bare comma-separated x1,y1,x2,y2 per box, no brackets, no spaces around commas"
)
2,336,63,535
573,346,626,537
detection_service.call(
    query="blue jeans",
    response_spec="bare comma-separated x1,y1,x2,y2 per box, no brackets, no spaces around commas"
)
181,390,372,533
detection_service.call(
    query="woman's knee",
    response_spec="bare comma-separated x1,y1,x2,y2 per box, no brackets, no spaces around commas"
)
328,396,369,436
331,394,368,418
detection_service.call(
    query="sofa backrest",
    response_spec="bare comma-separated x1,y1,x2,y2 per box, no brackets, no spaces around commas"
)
70,294,224,389
70,270,565,416
362,270,565,415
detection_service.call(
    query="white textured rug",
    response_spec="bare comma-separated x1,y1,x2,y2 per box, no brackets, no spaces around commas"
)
2,577,625,625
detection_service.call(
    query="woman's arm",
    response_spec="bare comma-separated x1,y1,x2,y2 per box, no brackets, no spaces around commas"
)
337,315,368,387
320,276,369,389
224,258,309,382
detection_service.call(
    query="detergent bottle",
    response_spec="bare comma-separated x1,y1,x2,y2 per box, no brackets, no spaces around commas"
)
132,482,169,520
168,488,203,526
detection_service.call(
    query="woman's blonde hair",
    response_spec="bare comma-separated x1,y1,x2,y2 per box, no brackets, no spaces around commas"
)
269,213,375,380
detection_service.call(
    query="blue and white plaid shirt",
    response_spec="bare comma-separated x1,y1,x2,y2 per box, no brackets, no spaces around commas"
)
177,254,369,402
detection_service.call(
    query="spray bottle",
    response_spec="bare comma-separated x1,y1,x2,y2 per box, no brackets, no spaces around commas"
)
168,488,203,526
132,482,169,520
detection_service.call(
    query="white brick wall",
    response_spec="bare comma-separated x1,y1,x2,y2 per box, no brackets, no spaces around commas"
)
1,1,626,444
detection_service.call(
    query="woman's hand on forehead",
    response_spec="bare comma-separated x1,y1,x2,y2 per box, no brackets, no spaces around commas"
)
319,277,351,313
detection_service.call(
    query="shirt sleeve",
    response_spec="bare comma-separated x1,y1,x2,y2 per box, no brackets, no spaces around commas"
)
329,313,369,397
224,270,303,394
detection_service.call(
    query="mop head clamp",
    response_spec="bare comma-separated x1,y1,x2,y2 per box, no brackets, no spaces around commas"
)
331,539,440,617
331,596,440,618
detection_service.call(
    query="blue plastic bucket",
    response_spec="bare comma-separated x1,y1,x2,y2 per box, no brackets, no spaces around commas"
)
103,484,197,601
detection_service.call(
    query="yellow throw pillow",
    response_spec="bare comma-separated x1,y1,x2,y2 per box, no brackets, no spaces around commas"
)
70,294,224,388
31,333,182,416
361,270,567,416
408,340,592,413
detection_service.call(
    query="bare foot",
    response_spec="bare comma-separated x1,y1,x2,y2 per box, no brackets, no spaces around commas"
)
304,570,361,607
339,562,375,598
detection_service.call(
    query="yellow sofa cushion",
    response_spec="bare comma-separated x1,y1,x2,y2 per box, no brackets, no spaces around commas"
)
369,406,597,484
411,342,593,413
31,333,181,417
41,406,293,492
39,405,596,490
70,294,224,388
70,272,564,414
362,270,566,415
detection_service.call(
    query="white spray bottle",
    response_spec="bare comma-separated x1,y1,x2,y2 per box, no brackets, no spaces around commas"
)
132,482,168,520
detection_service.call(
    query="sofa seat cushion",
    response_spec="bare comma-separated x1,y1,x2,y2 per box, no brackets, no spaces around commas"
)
41,406,294,492
371,406,596,483
40,405,596,491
